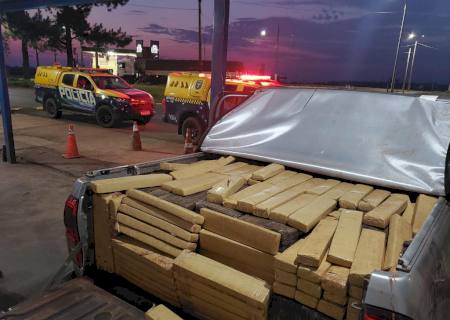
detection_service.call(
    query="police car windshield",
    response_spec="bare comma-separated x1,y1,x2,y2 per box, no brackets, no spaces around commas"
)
92,76,130,90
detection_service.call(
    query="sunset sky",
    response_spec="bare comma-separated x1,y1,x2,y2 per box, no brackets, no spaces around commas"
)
4,0,450,84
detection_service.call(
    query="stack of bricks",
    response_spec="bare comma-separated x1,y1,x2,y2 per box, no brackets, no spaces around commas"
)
198,207,281,284
287,210,380,320
114,189,204,258
112,238,181,307
160,157,264,197
173,251,271,320
92,158,440,320
295,217,337,314
273,239,304,299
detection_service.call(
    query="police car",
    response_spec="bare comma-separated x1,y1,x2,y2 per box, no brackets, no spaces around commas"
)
162,72,281,143
34,66,154,128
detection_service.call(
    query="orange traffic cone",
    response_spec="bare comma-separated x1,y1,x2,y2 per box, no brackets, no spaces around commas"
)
62,124,80,159
132,121,142,151
184,127,194,154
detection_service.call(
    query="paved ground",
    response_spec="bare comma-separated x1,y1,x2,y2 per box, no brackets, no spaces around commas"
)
0,87,185,311
0,162,72,311
5,87,184,171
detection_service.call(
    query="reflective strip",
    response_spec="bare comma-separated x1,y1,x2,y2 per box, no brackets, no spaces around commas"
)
172,96,204,105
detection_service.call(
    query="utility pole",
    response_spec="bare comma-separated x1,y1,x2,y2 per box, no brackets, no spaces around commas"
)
407,40,418,90
275,23,279,80
80,46,84,67
210,0,229,126
198,0,202,71
402,47,411,93
0,18,16,163
390,1,407,92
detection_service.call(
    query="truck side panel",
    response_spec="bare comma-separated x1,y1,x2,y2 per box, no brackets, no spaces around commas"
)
365,198,450,320
35,86,58,104
165,97,209,130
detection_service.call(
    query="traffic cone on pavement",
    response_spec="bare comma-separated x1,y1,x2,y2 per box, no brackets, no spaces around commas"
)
184,127,194,154
132,121,142,151
62,124,80,159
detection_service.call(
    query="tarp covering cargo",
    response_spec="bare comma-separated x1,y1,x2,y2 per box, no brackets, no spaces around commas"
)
202,88,450,196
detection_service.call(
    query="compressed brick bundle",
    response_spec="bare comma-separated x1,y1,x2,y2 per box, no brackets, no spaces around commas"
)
200,208,281,255
162,172,228,196
237,173,312,213
93,193,124,273
112,238,181,307
145,304,183,320
113,189,204,258
91,174,173,194
169,156,235,180
223,171,297,209
199,229,275,284
412,194,438,235
318,266,350,320
174,251,271,320
273,239,304,299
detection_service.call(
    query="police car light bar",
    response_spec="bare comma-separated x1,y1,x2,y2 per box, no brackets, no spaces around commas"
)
239,74,272,81
77,67,112,74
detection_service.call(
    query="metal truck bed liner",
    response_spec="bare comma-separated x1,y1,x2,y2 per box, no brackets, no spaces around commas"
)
0,277,145,320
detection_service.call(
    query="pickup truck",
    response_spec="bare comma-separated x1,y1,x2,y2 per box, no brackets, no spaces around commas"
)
34,66,154,128
3,88,449,320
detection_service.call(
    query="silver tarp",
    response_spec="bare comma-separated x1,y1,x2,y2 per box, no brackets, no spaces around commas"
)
202,88,450,196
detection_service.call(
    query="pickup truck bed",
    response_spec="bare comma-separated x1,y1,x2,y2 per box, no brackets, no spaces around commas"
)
0,278,145,320
57,88,450,320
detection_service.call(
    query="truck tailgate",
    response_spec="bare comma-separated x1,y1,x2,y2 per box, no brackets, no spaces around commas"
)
0,278,145,320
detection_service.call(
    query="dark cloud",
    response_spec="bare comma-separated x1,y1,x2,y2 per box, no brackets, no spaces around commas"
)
127,9,146,15
266,0,377,9
139,24,208,44
312,9,342,22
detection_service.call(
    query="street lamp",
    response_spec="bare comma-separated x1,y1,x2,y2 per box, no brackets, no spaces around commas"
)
407,34,428,90
390,0,407,92
258,27,280,80
402,46,412,93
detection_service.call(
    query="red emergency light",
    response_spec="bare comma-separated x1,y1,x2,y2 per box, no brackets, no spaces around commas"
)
239,74,272,81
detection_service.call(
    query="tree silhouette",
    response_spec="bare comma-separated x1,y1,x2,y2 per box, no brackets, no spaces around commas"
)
47,0,131,67
3,10,52,76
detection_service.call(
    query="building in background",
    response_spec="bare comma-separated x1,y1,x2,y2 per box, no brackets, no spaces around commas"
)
82,47,137,79
135,59,244,82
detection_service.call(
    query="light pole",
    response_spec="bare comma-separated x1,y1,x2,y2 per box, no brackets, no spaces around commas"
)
259,27,280,79
198,0,202,70
390,0,407,92
407,40,418,90
275,23,280,81
401,32,416,92
407,34,429,90
402,47,412,93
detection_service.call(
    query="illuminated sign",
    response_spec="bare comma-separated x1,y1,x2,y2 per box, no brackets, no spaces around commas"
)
136,40,144,57
150,40,159,60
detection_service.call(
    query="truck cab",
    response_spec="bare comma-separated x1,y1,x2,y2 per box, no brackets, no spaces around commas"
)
34,66,154,128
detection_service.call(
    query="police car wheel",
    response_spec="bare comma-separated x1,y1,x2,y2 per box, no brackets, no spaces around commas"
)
182,116,204,145
96,105,120,128
45,98,62,119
